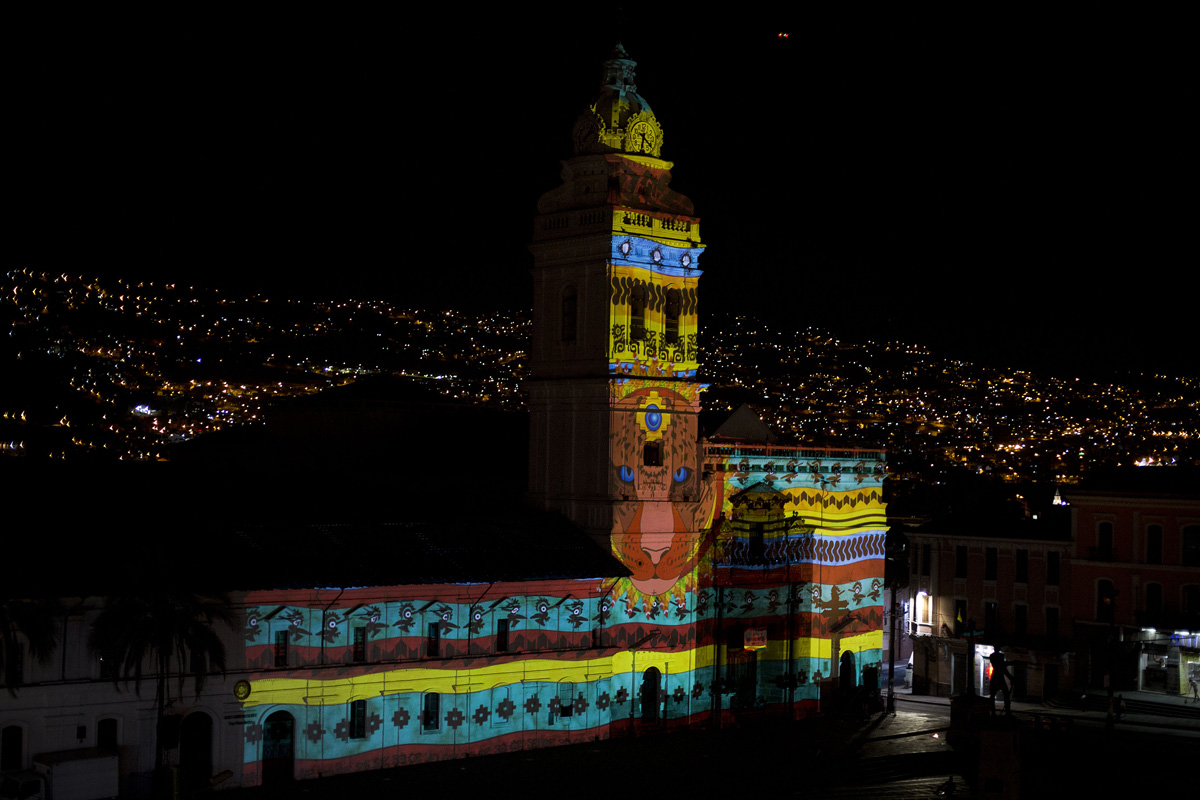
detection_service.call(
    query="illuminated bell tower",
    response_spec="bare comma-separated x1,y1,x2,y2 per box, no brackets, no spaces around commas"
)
529,45,715,608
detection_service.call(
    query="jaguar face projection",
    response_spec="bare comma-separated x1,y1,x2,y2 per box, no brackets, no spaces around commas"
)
609,382,716,605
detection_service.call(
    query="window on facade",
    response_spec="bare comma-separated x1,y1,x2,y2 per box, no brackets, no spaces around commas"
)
643,440,662,467
422,693,440,731
352,628,367,662
1183,526,1200,567
664,288,680,344
1184,585,1200,616
1014,604,1028,638
426,623,440,659
350,700,366,739
722,646,756,710
495,618,509,653
1097,522,1114,560
1046,551,1060,586
273,630,288,668
1145,583,1163,619
954,598,967,635
1146,525,1163,565
921,543,931,577
749,522,765,562
99,651,115,680
984,602,999,637
955,545,968,579
493,687,511,726
561,285,577,342
557,683,575,718
1046,606,1059,641
985,548,997,581
1097,579,1115,623
917,592,931,624
3,643,22,688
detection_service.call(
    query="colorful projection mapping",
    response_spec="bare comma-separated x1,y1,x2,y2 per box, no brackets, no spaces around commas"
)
234,44,887,786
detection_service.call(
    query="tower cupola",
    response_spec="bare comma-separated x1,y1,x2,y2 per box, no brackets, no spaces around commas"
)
572,43,664,158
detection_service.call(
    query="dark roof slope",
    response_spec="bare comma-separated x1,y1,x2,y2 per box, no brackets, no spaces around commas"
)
907,506,1071,542
705,403,778,443
223,513,629,591
4,463,624,597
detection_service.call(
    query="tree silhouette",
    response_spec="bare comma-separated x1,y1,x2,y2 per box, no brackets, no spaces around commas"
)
88,591,233,772
1,595,59,696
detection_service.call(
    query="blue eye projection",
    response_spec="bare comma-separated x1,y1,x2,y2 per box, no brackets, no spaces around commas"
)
620,465,635,483
643,404,662,431
673,467,689,483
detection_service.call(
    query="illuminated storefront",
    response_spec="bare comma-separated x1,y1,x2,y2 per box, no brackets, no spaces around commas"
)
1138,629,1200,695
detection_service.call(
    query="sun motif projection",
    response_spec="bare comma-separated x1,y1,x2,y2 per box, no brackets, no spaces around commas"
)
637,391,670,440
608,379,716,610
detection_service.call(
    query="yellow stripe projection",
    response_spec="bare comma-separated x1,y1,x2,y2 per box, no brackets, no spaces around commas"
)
243,631,881,708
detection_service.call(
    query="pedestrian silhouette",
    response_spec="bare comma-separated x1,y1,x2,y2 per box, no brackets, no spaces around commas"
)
988,651,1015,715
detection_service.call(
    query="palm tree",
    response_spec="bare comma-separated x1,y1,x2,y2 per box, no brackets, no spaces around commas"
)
88,591,233,773
1,595,60,696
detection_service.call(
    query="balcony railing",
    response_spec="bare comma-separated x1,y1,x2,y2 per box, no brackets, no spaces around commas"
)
705,443,885,461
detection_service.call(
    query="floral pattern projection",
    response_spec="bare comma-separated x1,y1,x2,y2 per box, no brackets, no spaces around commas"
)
607,241,701,380
237,579,718,784
710,450,889,713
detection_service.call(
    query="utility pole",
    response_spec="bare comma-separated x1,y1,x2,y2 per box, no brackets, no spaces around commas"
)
1104,585,1118,729
883,528,907,715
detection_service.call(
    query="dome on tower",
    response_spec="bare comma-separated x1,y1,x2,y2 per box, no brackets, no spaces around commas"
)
572,43,664,158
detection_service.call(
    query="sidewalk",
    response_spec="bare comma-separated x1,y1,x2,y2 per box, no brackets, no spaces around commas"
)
888,677,1200,734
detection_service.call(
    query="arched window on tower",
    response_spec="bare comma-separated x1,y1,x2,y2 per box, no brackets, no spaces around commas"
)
629,283,646,343
561,285,577,342
664,288,680,344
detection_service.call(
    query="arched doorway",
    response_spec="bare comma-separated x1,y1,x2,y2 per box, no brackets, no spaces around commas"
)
641,668,661,723
1,725,22,771
97,718,119,750
179,712,213,790
840,650,857,692
262,711,294,786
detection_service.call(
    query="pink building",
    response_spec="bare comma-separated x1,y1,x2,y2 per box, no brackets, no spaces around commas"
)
905,508,1074,700
1065,473,1200,695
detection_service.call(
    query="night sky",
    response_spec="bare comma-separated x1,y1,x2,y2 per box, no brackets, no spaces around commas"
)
7,9,1191,375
